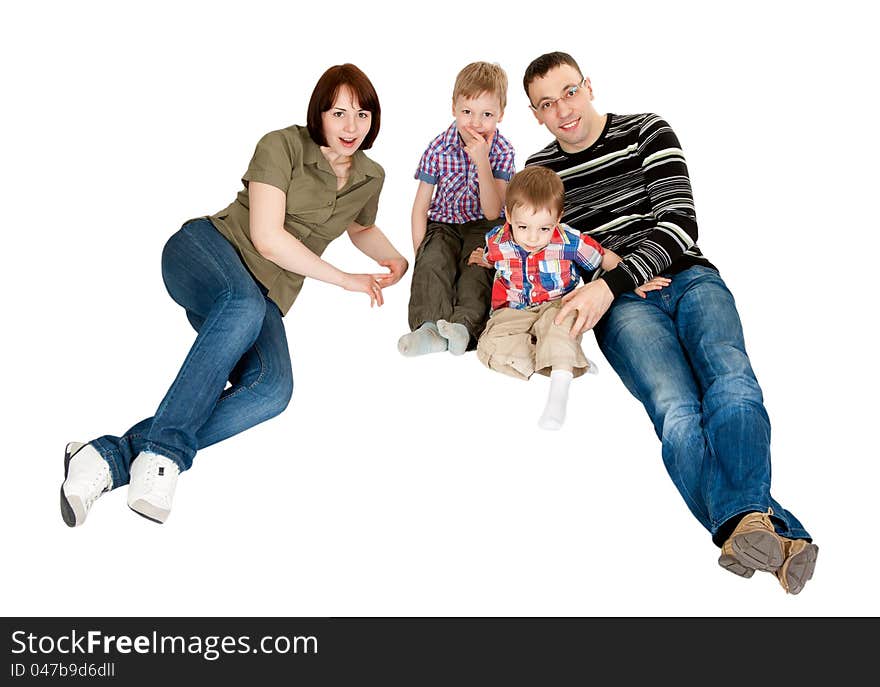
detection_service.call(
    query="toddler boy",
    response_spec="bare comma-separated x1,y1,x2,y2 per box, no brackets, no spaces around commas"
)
476,166,666,429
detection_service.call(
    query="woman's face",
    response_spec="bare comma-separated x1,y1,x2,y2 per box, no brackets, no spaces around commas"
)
321,85,372,157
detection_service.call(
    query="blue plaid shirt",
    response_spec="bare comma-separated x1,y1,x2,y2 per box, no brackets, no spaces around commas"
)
415,122,515,224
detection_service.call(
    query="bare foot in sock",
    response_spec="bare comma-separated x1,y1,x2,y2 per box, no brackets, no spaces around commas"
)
539,369,574,430
436,319,470,355
398,322,448,357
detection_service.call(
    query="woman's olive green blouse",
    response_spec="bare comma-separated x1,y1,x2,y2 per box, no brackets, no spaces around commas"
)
209,125,384,315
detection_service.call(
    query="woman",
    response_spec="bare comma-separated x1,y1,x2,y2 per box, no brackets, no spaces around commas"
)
60,64,408,526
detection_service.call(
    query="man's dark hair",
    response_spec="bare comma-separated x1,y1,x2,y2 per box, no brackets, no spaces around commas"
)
523,52,583,99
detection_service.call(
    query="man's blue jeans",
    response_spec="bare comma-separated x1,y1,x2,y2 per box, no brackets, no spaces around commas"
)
92,219,293,488
593,266,810,545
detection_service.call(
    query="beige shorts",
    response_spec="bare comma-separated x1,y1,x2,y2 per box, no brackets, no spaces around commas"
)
476,300,594,381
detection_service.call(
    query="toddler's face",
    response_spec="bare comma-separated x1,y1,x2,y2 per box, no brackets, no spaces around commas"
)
452,91,503,145
508,205,560,253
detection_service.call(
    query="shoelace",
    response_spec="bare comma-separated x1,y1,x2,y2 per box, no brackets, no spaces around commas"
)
142,460,159,490
84,468,110,509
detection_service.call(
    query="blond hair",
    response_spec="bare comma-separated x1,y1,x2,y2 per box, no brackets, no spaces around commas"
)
505,166,565,217
453,62,508,111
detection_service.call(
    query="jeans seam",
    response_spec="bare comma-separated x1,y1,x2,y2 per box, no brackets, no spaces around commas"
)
217,340,269,402
712,502,769,532
666,454,712,525
140,442,188,473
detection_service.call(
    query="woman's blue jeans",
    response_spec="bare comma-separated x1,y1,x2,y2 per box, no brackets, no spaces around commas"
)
92,219,293,488
593,266,810,545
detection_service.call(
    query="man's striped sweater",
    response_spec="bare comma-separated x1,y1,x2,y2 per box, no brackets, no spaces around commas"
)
525,113,716,297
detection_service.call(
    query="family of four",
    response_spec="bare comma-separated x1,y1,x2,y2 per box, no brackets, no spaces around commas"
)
59,53,818,594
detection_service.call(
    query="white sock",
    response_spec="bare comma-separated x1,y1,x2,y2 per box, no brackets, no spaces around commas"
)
397,322,448,357
436,319,470,356
538,369,574,431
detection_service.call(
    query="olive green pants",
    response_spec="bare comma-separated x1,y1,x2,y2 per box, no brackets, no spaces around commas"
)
407,218,497,348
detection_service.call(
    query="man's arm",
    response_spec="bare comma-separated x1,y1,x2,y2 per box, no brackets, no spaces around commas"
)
555,115,699,335
601,114,699,297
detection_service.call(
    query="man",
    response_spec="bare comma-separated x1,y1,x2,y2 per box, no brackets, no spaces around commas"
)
523,52,818,593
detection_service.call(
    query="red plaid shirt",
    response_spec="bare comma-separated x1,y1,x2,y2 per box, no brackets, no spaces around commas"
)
415,122,515,224
486,222,605,311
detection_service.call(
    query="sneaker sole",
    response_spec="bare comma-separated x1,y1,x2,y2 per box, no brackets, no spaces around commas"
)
718,552,755,578
128,500,169,524
60,442,86,528
730,530,785,572
59,486,78,527
780,544,819,595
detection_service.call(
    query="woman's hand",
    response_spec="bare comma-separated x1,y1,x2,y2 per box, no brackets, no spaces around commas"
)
375,256,409,288
467,247,492,268
342,273,385,307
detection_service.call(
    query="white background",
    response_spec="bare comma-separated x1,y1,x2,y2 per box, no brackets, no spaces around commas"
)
2,0,877,617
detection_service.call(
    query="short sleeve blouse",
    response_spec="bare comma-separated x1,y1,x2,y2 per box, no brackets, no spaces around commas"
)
209,125,385,315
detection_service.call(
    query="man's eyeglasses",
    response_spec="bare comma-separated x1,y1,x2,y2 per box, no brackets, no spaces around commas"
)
529,79,587,113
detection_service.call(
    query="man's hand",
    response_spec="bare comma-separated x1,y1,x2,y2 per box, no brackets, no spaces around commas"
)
555,279,614,336
374,256,409,288
467,247,492,268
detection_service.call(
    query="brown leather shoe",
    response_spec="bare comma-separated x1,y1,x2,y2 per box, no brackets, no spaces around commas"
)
718,509,819,594
725,509,786,572
718,535,755,578
776,539,819,595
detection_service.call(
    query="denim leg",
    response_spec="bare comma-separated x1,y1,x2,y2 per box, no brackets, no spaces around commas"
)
187,300,293,449
595,266,810,543
91,219,293,487
595,289,714,530
672,267,809,542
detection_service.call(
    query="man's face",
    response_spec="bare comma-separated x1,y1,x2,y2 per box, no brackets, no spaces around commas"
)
508,204,560,253
452,91,504,144
527,64,596,153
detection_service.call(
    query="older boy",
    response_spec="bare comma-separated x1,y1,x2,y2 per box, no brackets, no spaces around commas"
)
398,62,515,357
476,166,667,430
523,51,818,593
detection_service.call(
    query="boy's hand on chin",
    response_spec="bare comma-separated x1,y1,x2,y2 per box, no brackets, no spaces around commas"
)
461,125,490,163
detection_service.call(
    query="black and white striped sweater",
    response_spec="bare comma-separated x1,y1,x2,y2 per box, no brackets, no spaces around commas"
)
526,113,716,296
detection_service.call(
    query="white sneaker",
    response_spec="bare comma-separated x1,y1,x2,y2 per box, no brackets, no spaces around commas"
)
127,452,180,523
60,442,112,527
